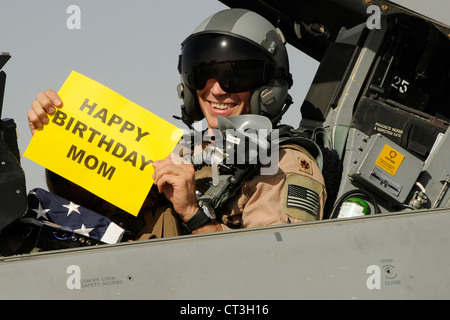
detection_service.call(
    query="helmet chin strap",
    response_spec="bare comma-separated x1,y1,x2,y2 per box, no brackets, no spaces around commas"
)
173,106,195,130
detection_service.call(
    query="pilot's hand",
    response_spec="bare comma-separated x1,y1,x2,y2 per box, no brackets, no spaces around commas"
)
152,154,199,222
28,89,62,135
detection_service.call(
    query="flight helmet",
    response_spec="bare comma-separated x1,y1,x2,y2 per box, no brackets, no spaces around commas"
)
177,8,293,128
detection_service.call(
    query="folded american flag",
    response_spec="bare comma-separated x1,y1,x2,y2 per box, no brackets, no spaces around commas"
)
25,188,124,244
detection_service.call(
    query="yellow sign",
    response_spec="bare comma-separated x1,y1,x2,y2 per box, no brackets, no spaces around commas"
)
24,71,184,216
375,144,405,176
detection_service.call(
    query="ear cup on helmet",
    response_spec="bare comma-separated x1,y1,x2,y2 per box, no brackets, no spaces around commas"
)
250,79,290,120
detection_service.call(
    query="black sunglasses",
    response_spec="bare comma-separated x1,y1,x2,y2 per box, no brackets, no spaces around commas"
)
182,59,274,93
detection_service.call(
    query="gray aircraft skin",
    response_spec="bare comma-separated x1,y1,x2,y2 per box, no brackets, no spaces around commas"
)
0,0,450,300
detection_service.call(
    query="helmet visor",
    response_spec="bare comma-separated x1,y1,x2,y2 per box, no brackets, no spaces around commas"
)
179,33,274,93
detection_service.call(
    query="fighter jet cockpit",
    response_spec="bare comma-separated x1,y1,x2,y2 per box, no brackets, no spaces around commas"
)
0,0,449,299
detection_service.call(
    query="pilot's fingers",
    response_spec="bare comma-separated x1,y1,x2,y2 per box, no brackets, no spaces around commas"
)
152,160,195,186
153,172,175,195
30,99,49,126
152,161,198,219
35,89,62,115
27,108,42,135
43,89,62,107
29,90,62,135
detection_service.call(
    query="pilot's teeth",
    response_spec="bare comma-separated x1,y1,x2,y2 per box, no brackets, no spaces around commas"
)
211,102,234,110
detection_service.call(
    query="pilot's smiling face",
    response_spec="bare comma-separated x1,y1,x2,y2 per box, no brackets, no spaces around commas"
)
197,79,251,129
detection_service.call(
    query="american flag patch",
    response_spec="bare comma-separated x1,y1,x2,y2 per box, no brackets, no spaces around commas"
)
286,184,319,216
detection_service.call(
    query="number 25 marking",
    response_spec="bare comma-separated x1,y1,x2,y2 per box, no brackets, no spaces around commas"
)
391,76,409,94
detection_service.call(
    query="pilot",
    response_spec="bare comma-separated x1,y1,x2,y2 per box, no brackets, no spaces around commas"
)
27,9,327,239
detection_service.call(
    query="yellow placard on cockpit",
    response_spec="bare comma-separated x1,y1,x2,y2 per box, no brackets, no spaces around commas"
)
375,144,405,176
24,71,184,216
